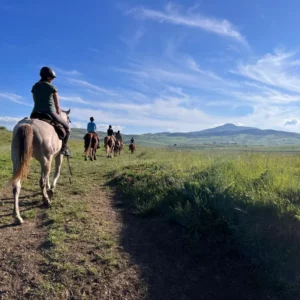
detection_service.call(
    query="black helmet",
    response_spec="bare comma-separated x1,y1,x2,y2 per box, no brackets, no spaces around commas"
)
90,117,94,122
40,66,56,79
117,130,120,133
109,125,112,128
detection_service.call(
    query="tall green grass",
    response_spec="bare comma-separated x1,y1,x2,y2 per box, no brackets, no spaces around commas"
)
108,149,300,293
2,126,300,295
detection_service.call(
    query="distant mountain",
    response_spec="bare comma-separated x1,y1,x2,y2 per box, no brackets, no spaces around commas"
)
175,123,300,138
139,123,300,138
70,123,300,146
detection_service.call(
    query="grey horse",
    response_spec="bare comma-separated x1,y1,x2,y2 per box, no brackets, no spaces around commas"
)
9,109,71,224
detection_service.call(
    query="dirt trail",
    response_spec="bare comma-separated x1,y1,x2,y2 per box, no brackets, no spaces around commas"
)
0,184,279,300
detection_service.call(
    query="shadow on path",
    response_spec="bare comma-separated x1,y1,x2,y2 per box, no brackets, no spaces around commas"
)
112,193,279,300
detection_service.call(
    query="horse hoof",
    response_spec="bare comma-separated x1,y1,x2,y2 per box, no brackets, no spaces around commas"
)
47,189,54,199
84,158,87,161
14,217,24,225
43,199,51,208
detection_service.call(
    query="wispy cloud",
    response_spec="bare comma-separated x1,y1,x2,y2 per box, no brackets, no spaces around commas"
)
128,3,248,46
234,49,300,93
185,56,224,81
60,95,89,104
67,78,118,96
89,48,101,53
120,27,146,49
0,92,31,106
54,67,82,76
0,116,22,129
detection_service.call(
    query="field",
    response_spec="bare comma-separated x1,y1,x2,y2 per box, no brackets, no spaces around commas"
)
1,127,300,299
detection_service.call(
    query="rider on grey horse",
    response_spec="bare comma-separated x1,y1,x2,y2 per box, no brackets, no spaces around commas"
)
30,66,70,156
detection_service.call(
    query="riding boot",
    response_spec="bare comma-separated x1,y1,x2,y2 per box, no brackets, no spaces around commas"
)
61,131,71,156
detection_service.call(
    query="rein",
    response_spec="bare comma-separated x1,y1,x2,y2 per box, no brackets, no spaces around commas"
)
66,155,73,184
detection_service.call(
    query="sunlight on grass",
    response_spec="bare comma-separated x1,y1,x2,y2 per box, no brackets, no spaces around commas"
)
2,128,300,297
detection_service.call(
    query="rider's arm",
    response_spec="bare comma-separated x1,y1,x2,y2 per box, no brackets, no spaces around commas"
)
53,92,61,115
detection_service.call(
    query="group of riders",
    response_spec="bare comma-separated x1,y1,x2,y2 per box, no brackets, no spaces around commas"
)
86,117,135,150
29,65,134,156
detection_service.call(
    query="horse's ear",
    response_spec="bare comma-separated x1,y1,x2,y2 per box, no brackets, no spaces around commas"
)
66,109,71,115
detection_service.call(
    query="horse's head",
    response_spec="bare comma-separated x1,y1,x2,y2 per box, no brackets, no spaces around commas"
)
61,109,71,124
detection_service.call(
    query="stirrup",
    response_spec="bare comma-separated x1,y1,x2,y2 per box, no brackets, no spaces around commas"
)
61,147,71,156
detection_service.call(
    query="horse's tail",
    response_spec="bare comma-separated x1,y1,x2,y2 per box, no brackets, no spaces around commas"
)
10,124,33,185
85,133,93,156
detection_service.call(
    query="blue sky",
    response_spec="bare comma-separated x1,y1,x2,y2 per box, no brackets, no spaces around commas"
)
2,0,300,134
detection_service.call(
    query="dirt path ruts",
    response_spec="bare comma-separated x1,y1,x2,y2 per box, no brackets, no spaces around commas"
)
0,184,280,300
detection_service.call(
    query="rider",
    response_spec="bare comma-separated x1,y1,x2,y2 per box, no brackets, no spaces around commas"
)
87,117,100,148
107,125,114,137
105,125,115,148
30,66,70,156
130,137,135,144
115,130,123,148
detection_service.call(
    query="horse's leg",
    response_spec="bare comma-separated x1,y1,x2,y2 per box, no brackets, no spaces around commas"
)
13,179,23,224
11,152,23,224
51,154,63,193
40,159,51,206
46,156,53,191
94,148,97,160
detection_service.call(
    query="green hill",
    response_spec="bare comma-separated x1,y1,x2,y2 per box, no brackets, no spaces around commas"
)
70,123,300,147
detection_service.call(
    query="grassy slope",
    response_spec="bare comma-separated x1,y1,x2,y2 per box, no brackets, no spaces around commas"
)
1,128,300,298
107,150,300,296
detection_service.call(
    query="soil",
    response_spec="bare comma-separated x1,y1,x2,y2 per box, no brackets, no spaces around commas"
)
0,185,283,300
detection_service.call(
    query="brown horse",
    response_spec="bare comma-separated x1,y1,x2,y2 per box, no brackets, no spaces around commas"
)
129,143,136,154
104,136,115,158
114,140,122,156
84,132,98,161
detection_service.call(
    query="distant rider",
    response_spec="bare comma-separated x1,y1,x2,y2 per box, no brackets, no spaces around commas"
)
115,130,123,149
130,137,135,144
107,125,116,141
86,117,100,148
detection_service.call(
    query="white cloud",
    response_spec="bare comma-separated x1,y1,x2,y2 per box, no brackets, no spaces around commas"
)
60,95,89,104
185,56,224,81
120,27,146,49
0,92,32,106
89,48,101,53
234,49,300,93
54,67,82,76
71,122,85,129
128,4,248,46
67,78,118,96
0,116,22,129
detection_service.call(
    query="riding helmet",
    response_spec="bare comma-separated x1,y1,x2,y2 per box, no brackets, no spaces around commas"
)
40,66,56,79
90,117,94,122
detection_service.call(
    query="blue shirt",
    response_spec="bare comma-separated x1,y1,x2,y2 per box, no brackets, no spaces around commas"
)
87,122,97,132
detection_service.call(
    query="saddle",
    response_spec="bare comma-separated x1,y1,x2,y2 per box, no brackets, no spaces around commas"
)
30,112,66,140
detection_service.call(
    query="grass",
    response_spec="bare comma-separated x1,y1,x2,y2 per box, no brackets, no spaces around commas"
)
1,128,300,298
105,148,300,294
